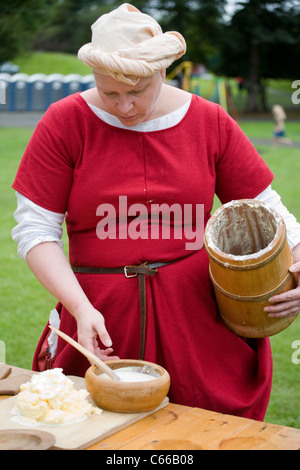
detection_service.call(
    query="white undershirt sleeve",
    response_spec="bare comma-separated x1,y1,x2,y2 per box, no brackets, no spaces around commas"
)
255,185,300,249
11,191,65,260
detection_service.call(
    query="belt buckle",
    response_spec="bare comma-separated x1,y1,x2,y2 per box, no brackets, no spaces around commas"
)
124,266,137,278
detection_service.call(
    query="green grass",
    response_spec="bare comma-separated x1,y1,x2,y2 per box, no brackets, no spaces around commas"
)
14,51,91,76
0,128,56,368
240,120,300,142
1,123,300,429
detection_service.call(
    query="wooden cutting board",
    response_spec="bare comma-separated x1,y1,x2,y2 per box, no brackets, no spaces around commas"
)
0,364,35,395
0,374,168,450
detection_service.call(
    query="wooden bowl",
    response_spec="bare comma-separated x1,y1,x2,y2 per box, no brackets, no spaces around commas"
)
85,359,170,413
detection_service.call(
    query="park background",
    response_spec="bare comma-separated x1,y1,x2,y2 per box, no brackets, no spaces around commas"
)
0,0,300,429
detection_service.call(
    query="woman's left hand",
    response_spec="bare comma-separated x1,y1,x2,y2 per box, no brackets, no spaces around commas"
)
264,244,300,319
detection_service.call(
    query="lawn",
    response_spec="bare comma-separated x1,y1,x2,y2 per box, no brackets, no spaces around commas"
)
14,51,90,76
240,119,300,142
0,121,300,429
0,128,57,370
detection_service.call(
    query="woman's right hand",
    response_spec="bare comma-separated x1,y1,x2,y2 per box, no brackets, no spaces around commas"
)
26,242,119,362
74,302,119,362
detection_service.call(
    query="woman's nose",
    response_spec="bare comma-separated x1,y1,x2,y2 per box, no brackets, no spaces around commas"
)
117,96,134,114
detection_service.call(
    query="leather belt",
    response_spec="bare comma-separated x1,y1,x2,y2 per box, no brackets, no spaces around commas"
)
71,261,170,360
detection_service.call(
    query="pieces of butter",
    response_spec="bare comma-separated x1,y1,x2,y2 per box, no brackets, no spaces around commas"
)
11,368,101,425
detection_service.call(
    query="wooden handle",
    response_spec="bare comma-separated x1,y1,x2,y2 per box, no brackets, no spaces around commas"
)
49,326,119,381
0,365,12,381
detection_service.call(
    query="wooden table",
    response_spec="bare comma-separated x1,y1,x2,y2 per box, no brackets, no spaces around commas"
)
1,365,300,450
2,396,298,450
87,402,300,450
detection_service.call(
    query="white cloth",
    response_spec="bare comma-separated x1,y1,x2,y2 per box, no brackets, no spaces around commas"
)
48,308,60,358
77,3,186,85
88,98,191,132
11,193,64,259
255,187,300,249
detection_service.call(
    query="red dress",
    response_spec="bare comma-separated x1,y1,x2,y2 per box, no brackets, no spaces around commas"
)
13,93,274,420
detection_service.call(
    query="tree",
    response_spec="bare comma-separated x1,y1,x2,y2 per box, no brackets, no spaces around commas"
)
0,0,55,63
216,0,300,112
32,0,226,68
33,0,114,54
140,0,226,68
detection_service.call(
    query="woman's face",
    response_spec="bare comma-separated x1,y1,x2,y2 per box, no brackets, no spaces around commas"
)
94,71,165,127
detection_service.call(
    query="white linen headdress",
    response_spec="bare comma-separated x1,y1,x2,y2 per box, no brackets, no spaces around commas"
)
78,3,186,85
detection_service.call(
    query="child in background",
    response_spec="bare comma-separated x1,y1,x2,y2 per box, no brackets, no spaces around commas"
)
272,104,292,146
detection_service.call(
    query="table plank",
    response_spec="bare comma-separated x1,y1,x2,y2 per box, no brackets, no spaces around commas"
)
87,403,190,450
94,406,300,450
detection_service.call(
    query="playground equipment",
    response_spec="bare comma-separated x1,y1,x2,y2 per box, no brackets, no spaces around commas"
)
166,61,239,120
166,61,193,92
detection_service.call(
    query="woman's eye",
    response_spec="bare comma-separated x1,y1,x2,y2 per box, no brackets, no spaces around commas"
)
130,88,145,96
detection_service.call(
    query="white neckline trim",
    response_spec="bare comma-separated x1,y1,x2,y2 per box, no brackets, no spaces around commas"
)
87,98,191,132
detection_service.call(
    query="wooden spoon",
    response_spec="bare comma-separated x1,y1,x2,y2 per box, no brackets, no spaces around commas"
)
49,325,120,381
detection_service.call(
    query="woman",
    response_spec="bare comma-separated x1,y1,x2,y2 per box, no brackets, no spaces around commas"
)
11,4,300,420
